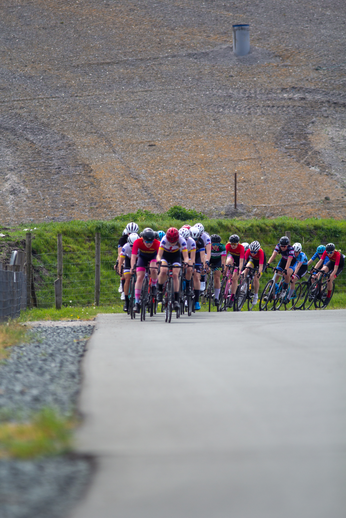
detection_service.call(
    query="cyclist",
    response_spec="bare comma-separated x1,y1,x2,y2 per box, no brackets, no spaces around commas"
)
118,233,139,311
190,225,206,310
131,228,160,312
242,242,250,254
243,240,266,305
307,245,328,267
287,242,308,302
179,227,196,297
225,234,245,304
266,236,296,297
156,227,189,310
209,234,227,307
195,223,211,291
158,230,166,241
116,222,139,300
314,243,344,306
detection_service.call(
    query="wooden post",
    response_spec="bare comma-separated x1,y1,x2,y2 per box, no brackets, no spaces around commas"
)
26,233,32,309
234,172,237,210
55,234,63,309
285,231,291,243
95,232,101,306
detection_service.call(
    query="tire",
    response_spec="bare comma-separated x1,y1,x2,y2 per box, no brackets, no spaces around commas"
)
294,281,309,310
288,283,302,310
219,276,228,312
234,278,248,312
128,276,136,317
208,273,214,312
247,279,255,311
165,277,173,323
306,278,319,310
140,276,148,321
259,280,274,311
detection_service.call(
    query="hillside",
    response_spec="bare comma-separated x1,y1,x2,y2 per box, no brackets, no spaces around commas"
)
1,0,346,224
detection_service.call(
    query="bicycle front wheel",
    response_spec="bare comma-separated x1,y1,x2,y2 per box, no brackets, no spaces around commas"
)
259,280,274,311
306,279,319,310
234,279,248,312
294,281,308,310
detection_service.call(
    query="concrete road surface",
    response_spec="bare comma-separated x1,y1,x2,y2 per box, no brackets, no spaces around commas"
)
70,310,346,518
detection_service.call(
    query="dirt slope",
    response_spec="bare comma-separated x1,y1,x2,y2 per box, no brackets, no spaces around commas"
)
1,0,345,224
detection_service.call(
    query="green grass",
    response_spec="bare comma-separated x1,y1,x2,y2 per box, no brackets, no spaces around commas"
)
0,408,74,459
0,321,28,360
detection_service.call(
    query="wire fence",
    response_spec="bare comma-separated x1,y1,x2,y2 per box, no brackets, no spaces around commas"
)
0,268,27,322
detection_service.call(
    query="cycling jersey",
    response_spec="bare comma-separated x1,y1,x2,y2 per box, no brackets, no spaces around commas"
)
274,243,295,260
200,232,211,247
132,238,160,257
186,236,196,254
118,235,128,249
210,243,226,261
310,251,329,265
120,243,132,259
159,235,188,254
195,237,206,265
244,248,265,265
321,250,342,266
225,243,245,260
295,252,308,265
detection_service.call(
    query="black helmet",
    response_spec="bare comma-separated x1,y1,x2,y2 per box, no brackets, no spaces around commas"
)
211,234,221,244
229,234,240,244
142,228,155,242
325,243,335,253
279,236,290,246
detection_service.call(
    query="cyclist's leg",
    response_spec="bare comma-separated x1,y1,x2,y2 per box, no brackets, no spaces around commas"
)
194,265,202,309
157,259,169,301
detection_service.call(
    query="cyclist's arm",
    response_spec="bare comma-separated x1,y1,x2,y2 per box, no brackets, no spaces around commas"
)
205,243,211,263
182,249,189,264
200,249,206,267
314,258,323,270
189,249,196,264
267,250,277,264
130,253,137,272
118,255,125,273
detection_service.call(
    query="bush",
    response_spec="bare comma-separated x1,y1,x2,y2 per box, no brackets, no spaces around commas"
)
166,205,206,221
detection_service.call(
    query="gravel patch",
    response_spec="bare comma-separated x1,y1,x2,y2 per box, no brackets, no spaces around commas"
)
0,323,95,518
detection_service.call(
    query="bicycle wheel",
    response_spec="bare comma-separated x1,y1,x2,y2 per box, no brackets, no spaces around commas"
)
247,279,255,311
273,284,288,311
219,276,228,311
165,277,173,323
140,277,149,321
259,280,274,311
306,278,319,310
208,273,214,312
320,282,334,309
234,278,248,312
128,275,136,317
287,283,302,310
294,281,309,310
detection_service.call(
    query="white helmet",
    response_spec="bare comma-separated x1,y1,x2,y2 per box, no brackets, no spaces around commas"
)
190,226,200,240
128,233,139,246
195,223,205,235
242,242,250,252
293,242,302,253
126,222,139,234
249,241,260,254
122,228,128,236
179,227,190,240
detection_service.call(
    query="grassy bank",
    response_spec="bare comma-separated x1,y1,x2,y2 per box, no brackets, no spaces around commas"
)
1,208,345,309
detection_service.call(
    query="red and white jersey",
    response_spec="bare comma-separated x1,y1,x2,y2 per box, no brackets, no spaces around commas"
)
159,235,188,253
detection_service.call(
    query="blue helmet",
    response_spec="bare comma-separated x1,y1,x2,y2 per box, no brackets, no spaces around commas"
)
158,230,166,240
316,245,326,255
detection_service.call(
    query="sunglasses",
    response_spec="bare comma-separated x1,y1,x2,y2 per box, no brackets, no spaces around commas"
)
326,251,334,255
144,240,154,245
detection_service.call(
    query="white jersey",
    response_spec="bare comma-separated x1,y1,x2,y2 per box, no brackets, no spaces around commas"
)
120,242,132,259
186,236,196,253
201,232,211,247
159,235,188,253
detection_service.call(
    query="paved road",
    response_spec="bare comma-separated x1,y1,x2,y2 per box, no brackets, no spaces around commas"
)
70,310,346,518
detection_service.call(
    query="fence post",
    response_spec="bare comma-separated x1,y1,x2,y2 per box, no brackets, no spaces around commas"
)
95,232,101,306
26,233,32,309
234,172,237,210
285,231,291,242
55,234,63,309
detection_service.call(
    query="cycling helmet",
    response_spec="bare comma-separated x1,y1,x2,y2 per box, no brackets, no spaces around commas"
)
249,241,260,254
126,222,139,234
141,228,155,242
127,233,139,246
179,227,190,240
211,234,222,244
242,242,250,252
293,242,302,253
195,223,205,235
229,234,240,244
166,227,179,243
316,245,326,255
182,224,191,230
158,230,166,240
326,243,335,253
190,226,200,240
279,236,290,246
122,228,128,236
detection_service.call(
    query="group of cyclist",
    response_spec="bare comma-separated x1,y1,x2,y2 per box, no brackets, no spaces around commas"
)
115,221,344,313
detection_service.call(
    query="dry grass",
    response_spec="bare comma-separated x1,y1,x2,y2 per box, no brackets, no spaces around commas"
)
0,321,28,360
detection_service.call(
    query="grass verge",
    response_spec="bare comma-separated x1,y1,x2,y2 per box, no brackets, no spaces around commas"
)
0,320,28,360
0,408,75,460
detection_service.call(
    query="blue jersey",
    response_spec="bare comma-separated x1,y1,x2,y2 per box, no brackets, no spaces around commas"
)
296,252,308,265
310,251,329,265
